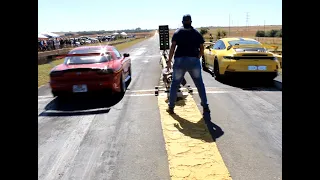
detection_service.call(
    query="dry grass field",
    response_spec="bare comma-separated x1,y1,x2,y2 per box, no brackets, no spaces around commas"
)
169,25,282,49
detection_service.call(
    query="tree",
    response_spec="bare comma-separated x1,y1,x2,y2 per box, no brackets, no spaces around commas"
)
255,30,265,37
221,30,227,37
275,29,282,37
216,29,227,39
265,29,279,37
200,27,209,36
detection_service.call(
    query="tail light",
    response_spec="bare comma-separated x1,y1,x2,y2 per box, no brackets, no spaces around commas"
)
223,56,234,59
50,71,64,77
223,56,277,60
223,56,240,60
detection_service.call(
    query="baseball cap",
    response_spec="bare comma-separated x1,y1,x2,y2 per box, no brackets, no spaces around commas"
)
182,14,192,21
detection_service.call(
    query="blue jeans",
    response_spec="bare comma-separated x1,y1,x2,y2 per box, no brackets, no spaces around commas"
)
168,56,208,108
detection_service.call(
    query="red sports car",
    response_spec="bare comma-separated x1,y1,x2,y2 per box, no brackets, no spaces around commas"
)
49,45,132,97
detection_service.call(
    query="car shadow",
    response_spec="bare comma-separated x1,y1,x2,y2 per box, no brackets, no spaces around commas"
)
218,78,281,91
39,92,125,117
170,111,224,142
202,68,281,91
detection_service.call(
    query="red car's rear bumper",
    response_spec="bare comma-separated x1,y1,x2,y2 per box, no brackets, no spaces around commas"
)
50,78,121,94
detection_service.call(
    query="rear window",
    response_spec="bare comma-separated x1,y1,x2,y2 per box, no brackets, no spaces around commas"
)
69,47,108,54
228,40,261,46
65,47,113,65
64,55,111,65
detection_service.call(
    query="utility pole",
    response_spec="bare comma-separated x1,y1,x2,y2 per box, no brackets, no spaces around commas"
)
237,20,239,33
229,14,231,37
246,12,249,31
264,20,266,33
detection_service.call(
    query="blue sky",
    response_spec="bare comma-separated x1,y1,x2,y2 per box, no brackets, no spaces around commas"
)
38,0,282,33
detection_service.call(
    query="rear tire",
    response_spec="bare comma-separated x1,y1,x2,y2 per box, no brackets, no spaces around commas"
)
120,71,127,93
127,66,132,85
201,55,208,71
214,59,222,80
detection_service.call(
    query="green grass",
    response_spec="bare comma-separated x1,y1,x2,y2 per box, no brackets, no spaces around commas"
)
38,37,150,87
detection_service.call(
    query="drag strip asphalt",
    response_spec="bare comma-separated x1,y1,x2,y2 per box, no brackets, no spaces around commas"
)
38,33,282,180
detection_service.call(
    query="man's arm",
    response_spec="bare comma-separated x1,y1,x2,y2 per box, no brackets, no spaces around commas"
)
168,30,179,64
199,44,204,59
168,41,177,63
198,31,205,59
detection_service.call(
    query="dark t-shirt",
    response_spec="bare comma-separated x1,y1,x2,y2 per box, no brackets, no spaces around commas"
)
172,26,205,58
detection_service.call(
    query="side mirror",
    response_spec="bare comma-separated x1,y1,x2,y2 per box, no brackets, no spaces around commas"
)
123,53,130,57
227,45,232,50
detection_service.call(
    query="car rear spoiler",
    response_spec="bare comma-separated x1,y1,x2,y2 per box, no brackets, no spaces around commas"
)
55,52,111,59
227,44,279,51
261,44,279,51
227,44,265,50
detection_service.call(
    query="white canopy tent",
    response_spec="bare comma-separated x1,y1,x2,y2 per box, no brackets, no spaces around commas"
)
113,32,119,35
40,32,60,38
120,32,127,36
38,34,49,39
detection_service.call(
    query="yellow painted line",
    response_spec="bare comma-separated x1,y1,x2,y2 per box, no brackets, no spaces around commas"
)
158,94,232,180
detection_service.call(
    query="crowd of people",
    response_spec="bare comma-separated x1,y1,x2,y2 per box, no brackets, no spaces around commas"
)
38,38,78,52
38,36,118,52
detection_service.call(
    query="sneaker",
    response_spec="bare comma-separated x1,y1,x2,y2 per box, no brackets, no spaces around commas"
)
166,107,175,114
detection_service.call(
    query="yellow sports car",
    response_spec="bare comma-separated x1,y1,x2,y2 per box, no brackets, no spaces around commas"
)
202,37,281,80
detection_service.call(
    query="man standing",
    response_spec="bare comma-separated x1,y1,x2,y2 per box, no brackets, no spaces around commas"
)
166,14,209,114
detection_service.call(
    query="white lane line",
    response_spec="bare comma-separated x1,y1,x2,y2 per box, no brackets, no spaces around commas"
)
124,94,155,96
38,99,52,102
37,87,243,99
42,108,110,114
38,95,54,98
129,89,154,92
126,91,239,97
38,87,279,99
